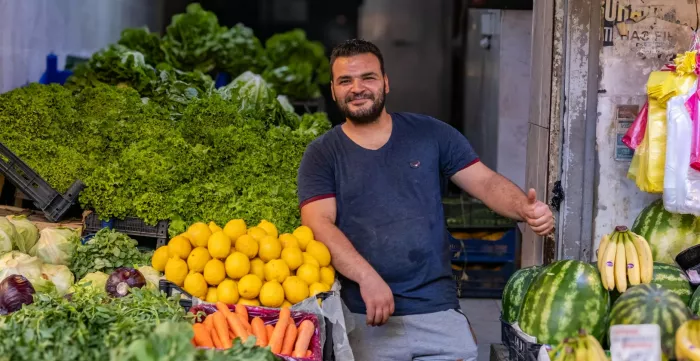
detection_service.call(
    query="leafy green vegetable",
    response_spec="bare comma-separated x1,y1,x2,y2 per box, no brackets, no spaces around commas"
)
117,27,166,66
67,44,157,93
109,321,277,361
160,3,223,73
69,229,151,280
216,23,268,78
0,286,189,361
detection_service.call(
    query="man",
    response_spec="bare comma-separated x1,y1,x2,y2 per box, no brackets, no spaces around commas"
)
296,39,554,361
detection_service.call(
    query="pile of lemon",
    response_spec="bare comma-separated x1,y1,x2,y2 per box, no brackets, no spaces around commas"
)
151,219,335,308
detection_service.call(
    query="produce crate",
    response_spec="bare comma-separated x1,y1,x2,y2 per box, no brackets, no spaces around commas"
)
450,228,517,263
451,262,515,298
443,195,516,228
82,212,169,248
501,319,542,361
159,280,336,361
0,141,85,222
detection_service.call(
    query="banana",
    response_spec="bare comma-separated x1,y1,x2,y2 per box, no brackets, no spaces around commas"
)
614,235,628,293
602,232,619,291
585,334,608,361
597,233,611,271
622,232,641,286
688,320,700,356
677,321,700,361
574,334,587,361
630,231,654,283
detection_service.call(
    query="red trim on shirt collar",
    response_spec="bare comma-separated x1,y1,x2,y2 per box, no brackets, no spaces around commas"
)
299,194,336,208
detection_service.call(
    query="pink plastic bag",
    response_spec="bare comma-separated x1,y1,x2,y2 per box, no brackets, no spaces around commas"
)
190,303,323,361
622,101,649,150
686,87,700,171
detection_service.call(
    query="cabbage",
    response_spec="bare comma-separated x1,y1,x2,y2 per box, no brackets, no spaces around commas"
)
0,217,19,254
74,271,109,292
7,215,39,254
137,266,163,291
40,264,74,296
30,227,80,265
0,251,54,293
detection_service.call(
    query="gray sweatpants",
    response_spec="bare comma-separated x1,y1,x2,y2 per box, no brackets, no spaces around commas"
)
347,309,478,361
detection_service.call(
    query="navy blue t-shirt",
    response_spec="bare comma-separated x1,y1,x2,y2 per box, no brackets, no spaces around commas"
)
296,112,479,316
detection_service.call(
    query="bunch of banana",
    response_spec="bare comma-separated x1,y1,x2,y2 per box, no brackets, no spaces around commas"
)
675,319,700,360
596,225,654,292
548,329,608,361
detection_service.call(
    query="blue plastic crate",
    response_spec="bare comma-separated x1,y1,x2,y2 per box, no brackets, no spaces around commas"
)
38,54,73,85
449,228,516,263
451,262,515,298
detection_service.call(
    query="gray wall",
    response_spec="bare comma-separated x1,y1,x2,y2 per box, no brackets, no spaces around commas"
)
0,0,165,93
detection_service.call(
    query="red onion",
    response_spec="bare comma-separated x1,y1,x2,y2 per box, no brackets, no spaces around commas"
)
0,275,35,314
105,267,146,297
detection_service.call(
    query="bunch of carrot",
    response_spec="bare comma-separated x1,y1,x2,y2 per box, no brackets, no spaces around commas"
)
191,302,316,358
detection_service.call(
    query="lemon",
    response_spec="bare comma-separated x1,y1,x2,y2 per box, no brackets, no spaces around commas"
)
209,221,223,234
283,276,310,304
208,231,231,259
238,298,260,307
282,300,293,308
264,259,290,283
306,240,331,267
281,247,303,270
183,272,208,299
293,226,314,250
247,226,268,241
250,258,265,281
187,223,212,248
258,236,282,262
187,247,211,273
151,246,170,271
279,233,300,249
257,220,279,239
168,236,192,259
217,279,240,304
235,234,259,259
165,257,188,286
302,252,320,267
296,264,320,285
320,266,336,286
238,274,263,299
203,259,226,286
225,252,250,279
224,219,247,241
259,281,285,307
309,282,331,297
205,287,218,303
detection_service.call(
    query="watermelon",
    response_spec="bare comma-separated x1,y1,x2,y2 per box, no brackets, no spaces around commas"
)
689,286,700,314
518,260,609,345
609,263,693,305
501,265,541,324
609,283,691,359
631,199,700,264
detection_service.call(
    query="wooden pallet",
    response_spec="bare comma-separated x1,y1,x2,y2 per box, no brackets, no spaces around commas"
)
0,205,82,231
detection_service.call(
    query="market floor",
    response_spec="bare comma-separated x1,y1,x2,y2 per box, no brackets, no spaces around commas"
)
459,298,502,361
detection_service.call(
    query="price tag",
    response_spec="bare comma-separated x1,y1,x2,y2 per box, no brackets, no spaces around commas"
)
610,324,662,361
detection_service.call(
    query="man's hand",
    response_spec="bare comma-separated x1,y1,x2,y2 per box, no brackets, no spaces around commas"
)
359,271,395,326
521,188,554,236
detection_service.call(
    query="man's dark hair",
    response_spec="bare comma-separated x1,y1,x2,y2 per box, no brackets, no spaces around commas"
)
329,39,385,79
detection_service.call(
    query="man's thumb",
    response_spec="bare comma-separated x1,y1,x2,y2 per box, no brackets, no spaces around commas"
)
527,188,537,204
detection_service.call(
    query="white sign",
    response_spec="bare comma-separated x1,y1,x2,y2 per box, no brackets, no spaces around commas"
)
610,324,662,361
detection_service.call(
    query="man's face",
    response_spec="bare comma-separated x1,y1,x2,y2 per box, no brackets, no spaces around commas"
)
331,53,389,124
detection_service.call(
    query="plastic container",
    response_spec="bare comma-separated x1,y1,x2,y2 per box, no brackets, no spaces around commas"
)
451,262,515,298
38,53,74,85
675,244,700,286
82,212,169,248
449,229,517,263
501,319,543,361
0,142,84,222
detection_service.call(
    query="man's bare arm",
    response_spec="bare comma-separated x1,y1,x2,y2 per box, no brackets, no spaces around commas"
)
300,197,394,325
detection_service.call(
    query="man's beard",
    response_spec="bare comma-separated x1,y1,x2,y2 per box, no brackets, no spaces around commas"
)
336,88,386,124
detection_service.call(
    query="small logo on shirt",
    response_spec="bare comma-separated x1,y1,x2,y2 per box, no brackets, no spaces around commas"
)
409,160,421,168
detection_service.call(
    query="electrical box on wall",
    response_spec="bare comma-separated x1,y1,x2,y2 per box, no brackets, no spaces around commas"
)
468,0,532,10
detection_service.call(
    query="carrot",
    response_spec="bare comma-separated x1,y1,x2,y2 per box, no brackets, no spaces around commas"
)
250,317,268,346
266,324,275,341
225,311,249,342
306,350,312,357
213,312,233,349
216,302,233,316
280,321,298,355
229,329,235,340
236,305,252,333
292,320,315,357
211,327,223,349
203,315,214,332
193,323,215,348
269,307,291,354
